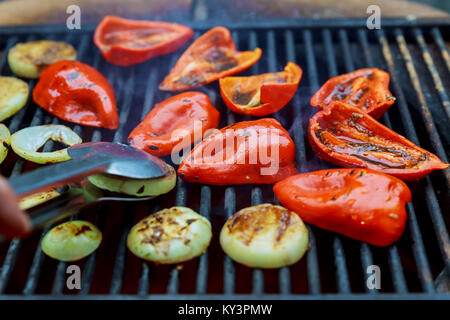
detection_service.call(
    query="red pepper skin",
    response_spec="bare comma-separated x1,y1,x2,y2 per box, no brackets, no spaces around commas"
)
220,62,303,116
274,169,411,247
310,68,395,119
178,118,297,185
159,27,262,91
33,60,119,129
94,16,194,66
308,101,448,180
128,92,220,157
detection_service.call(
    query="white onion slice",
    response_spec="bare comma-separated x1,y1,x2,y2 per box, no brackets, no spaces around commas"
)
0,124,11,164
11,124,82,164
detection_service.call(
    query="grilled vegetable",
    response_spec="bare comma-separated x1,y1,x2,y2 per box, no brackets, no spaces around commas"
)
41,220,102,261
274,169,411,247
159,27,262,91
8,40,76,79
10,124,82,164
33,60,119,129
0,124,11,164
19,189,60,210
88,163,176,197
308,101,448,180
310,68,395,119
94,16,193,66
127,207,212,264
128,91,220,157
220,62,302,116
220,204,309,268
178,118,297,185
0,76,29,122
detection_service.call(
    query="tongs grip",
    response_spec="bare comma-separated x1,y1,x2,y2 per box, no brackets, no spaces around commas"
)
9,155,110,198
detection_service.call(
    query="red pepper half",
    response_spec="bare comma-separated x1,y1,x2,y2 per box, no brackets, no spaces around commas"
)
219,62,302,116
178,118,297,185
274,169,411,247
128,91,220,157
310,68,395,119
33,60,119,129
308,101,448,180
94,16,194,66
159,27,262,91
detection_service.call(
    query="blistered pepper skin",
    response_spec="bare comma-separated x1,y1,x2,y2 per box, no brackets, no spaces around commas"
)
308,101,448,180
178,118,297,185
159,27,262,91
128,92,220,157
310,68,395,119
220,62,302,116
33,60,119,129
94,16,194,66
274,169,411,247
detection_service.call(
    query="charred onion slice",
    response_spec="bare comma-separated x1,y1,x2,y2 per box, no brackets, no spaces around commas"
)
0,76,29,122
308,101,448,180
10,124,82,164
19,189,60,210
127,207,212,264
220,204,309,269
88,163,176,197
0,124,11,164
41,220,102,261
8,40,77,79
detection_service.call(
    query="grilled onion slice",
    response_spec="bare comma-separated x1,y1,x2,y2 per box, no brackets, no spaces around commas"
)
8,40,77,79
19,189,60,210
0,76,29,122
220,204,309,268
127,207,212,264
0,124,10,164
41,220,102,261
10,124,82,164
88,163,176,197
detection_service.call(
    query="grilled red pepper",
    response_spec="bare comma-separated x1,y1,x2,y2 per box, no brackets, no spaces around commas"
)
178,118,297,185
159,27,262,91
33,60,119,129
310,68,395,119
308,101,448,180
128,91,220,157
219,62,302,116
274,169,411,247
94,16,194,66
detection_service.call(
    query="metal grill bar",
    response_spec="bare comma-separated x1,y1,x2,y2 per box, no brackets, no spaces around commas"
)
430,28,450,73
377,29,450,279
322,28,351,294
302,29,321,294
394,29,449,185
359,31,435,293
222,28,238,291
341,29,377,295
413,28,450,121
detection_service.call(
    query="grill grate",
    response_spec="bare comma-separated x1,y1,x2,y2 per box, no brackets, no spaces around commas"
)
0,19,449,299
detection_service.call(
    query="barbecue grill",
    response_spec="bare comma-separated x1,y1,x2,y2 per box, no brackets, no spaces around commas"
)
0,13,449,299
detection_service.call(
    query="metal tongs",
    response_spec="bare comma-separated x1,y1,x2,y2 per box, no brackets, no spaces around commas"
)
7,142,169,234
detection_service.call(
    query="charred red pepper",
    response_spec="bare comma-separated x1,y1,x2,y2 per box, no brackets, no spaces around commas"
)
33,60,119,129
159,27,262,91
128,91,220,157
219,62,302,116
308,101,448,180
274,169,411,247
178,118,297,185
94,16,194,66
310,68,395,119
